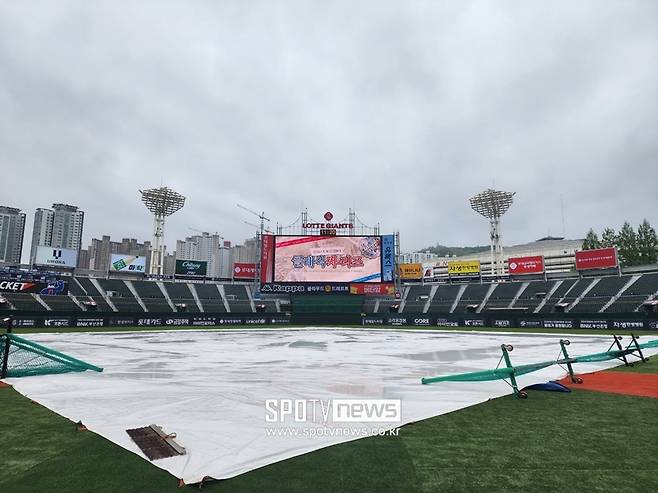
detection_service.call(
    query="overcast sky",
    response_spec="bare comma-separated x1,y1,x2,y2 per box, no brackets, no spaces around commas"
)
1,1,656,259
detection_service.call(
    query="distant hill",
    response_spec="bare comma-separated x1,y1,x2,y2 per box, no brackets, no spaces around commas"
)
419,244,489,257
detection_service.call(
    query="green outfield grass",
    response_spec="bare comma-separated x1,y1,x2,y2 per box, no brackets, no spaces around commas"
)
1,329,657,493
610,349,658,373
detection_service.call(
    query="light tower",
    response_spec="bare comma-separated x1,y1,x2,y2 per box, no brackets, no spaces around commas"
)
469,188,515,278
140,187,186,275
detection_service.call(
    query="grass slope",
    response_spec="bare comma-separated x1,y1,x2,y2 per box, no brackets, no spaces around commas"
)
1,331,657,492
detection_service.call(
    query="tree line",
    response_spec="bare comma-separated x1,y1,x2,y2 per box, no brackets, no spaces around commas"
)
420,244,489,257
583,219,658,266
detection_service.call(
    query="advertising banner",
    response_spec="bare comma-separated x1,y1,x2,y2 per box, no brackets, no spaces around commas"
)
175,259,208,277
233,262,257,280
273,236,382,283
398,263,423,280
109,254,146,273
0,280,67,295
381,235,395,282
260,234,275,283
575,247,618,271
508,255,544,275
260,283,352,295
349,283,395,296
35,246,78,268
448,260,481,276
422,263,435,280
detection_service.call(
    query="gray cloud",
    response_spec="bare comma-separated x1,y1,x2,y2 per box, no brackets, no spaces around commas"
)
1,0,656,260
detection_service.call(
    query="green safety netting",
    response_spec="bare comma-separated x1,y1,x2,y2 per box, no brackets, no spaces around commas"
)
569,350,629,363
422,339,658,385
421,360,554,384
0,333,103,378
639,339,658,349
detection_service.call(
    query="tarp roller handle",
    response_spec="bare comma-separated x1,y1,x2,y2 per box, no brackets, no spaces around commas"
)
559,339,582,384
500,344,527,399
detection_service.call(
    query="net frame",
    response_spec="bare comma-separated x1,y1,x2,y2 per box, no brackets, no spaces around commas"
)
1,333,103,378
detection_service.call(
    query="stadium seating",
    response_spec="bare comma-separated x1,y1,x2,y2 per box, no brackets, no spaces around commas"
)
2,293,47,311
557,279,596,311
2,272,658,318
569,276,630,313
254,300,278,313
97,279,144,313
606,273,658,313
224,284,250,300
68,278,114,312
362,298,378,314
86,296,114,312
68,278,89,297
194,284,227,313
164,282,200,312
74,277,103,296
427,285,461,313
131,280,165,298
401,285,432,313
513,280,555,312
227,300,253,313
223,284,253,313
454,284,490,313
538,278,578,313
44,295,82,312
130,280,174,313
483,282,523,310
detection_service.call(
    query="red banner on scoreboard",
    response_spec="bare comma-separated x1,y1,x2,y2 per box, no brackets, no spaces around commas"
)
349,283,395,296
260,235,274,283
233,263,257,279
575,247,618,270
508,255,544,275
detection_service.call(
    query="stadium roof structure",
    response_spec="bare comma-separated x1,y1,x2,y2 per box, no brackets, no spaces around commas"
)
448,237,584,262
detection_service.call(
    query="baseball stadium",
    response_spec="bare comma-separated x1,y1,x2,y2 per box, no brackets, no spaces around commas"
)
2,196,658,493
1,2,657,491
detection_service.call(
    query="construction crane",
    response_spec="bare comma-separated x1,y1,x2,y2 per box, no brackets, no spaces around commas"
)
244,220,273,234
188,227,223,239
237,204,270,290
237,204,270,236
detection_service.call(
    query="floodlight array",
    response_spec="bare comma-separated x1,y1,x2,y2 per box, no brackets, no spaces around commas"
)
469,189,515,219
140,187,186,217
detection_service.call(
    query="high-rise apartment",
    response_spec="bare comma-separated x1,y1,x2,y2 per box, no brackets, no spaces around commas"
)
0,206,26,264
30,204,84,264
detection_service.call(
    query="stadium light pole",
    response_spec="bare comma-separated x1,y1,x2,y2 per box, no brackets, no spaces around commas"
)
469,189,515,278
140,187,186,276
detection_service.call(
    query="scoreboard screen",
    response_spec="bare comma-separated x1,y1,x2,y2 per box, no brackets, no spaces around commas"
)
273,236,383,283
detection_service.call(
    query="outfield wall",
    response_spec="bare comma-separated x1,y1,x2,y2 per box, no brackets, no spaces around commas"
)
5,311,658,330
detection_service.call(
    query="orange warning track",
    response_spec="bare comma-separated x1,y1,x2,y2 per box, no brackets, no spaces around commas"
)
558,371,658,398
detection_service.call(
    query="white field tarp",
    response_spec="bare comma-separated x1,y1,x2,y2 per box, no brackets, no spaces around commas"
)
6,329,654,483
